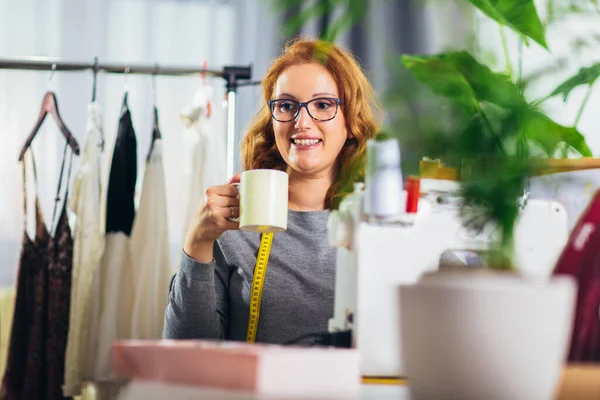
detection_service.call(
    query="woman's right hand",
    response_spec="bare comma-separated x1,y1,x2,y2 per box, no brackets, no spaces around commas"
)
183,174,241,263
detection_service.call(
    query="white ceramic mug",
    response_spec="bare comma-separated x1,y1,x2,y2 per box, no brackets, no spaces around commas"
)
234,169,288,233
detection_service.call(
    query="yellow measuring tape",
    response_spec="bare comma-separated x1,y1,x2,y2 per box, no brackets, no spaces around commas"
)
362,377,407,385
246,232,274,343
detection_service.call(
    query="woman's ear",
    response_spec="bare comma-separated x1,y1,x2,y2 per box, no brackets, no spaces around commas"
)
346,125,354,140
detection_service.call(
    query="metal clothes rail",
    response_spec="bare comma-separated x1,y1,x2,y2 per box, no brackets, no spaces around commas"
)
0,56,253,179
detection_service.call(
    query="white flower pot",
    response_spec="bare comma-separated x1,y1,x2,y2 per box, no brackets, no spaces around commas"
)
398,270,577,400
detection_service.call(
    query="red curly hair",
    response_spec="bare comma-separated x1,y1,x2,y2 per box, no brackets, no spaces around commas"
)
240,37,382,209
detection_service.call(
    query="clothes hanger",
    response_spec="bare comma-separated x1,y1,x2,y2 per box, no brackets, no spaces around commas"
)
18,63,81,162
120,65,130,116
91,56,105,151
92,56,99,102
202,60,212,119
147,65,162,161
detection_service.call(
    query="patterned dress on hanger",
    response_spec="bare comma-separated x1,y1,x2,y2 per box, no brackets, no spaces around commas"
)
1,147,75,400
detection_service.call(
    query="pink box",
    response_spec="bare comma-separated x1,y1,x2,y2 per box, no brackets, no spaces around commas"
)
112,340,361,398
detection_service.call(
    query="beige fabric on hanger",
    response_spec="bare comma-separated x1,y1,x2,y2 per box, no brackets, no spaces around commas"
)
63,102,106,397
129,140,172,339
91,232,133,381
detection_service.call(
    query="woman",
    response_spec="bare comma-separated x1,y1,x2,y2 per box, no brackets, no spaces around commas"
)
163,38,381,344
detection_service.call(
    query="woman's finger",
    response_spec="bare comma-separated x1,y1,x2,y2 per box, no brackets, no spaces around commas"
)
212,213,239,232
206,195,239,208
222,206,240,219
207,205,240,227
208,184,239,198
227,172,241,184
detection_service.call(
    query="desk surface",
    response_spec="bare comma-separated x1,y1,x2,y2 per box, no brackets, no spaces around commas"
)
118,380,411,400
117,365,600,400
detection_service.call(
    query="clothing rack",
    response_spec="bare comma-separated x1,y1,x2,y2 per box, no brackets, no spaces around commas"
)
0,56,252,178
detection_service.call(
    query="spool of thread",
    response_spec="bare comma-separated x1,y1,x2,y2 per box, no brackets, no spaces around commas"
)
364,138,403,218
405,176,420,213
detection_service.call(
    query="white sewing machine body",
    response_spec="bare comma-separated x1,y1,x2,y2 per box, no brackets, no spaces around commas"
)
327,179,569,378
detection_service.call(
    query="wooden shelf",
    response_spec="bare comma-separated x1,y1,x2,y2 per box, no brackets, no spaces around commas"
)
531,158,600,177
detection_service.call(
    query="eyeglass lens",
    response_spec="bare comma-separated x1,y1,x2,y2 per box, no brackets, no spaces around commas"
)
271,98,339,122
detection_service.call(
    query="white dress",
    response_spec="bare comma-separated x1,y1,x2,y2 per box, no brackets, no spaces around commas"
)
180,84,226,241
129,140,172,339
63,102,106,397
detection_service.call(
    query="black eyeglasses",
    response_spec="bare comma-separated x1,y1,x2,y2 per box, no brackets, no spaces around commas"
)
269,97,343,122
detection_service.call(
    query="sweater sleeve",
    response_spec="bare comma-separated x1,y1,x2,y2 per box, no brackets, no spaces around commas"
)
162,241,230,339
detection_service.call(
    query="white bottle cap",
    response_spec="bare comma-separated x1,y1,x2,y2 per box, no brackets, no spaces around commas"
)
364,137,403,217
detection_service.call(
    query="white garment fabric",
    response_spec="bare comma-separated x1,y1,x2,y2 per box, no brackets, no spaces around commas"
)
63,102,106,397
129,140,172,339
83,232,132,400
90,232,133,382
180,84,226,241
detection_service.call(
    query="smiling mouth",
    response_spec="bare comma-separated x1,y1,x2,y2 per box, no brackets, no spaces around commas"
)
291,138,322,145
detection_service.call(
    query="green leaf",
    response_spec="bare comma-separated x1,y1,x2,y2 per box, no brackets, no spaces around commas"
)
402,51,594,160
467,0,548,49
402,55,477,113
282,1,330,37
269,0,303,12
460,113,505,157
547,63,600,101
323,0,368,42
402,51,527,113
506,109,592,157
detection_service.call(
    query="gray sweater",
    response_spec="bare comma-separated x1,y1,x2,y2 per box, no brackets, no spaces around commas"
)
162,210,335,344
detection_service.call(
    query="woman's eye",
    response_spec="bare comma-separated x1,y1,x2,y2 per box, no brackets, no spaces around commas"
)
279,102,297,112
315,101,333,109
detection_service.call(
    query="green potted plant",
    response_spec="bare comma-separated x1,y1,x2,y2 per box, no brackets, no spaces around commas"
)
379,1,590,398
390,33,580,394
389,51,580,394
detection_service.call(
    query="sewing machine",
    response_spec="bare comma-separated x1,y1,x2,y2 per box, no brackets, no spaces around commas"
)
327,178,570,378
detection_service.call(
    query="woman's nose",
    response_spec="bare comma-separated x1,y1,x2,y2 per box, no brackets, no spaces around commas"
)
294,106,313,130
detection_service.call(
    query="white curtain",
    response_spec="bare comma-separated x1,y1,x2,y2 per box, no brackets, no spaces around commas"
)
0,0,237,287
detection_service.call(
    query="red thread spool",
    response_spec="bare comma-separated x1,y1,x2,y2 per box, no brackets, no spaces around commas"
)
405,176,420,213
